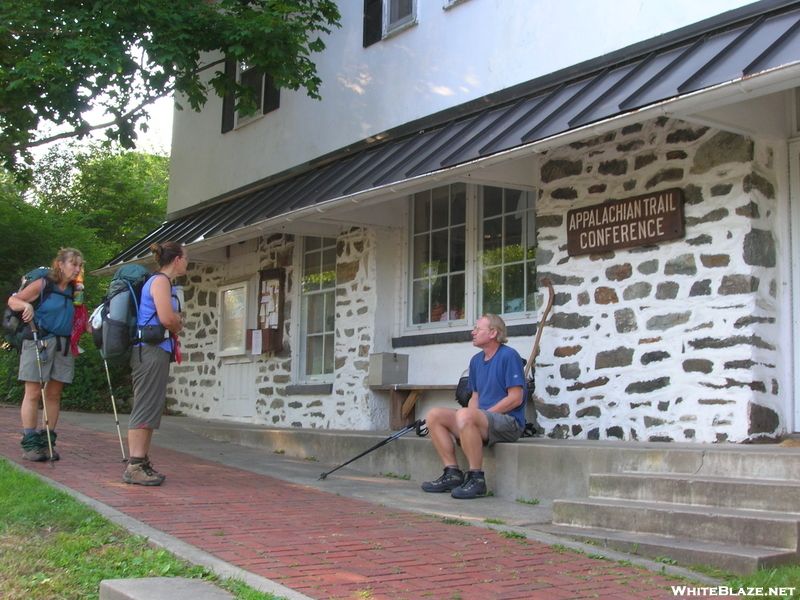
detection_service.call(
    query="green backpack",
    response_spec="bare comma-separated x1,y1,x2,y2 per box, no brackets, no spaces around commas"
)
2,267,56,351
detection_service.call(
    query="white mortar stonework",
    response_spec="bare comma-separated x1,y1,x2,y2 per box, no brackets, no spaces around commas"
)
534,117,781,443
166,229,388,430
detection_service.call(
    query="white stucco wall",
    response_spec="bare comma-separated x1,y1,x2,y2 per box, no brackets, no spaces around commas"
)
168,0,758,214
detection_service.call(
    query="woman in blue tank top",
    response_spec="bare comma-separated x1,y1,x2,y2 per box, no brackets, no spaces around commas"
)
123,242,187,486
8,248,86,462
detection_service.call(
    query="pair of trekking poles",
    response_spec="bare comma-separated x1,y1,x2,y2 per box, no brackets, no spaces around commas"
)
29,322,127,467
319,279,554,481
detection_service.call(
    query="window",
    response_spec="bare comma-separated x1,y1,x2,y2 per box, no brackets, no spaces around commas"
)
479,186,537,315
411,183,467,325
408,184,536,330
363,0,416,47
221,60,280,133
300,237,337,379
219,281,250,356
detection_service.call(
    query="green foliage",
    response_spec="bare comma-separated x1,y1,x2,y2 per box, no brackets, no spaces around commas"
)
0,0,341,173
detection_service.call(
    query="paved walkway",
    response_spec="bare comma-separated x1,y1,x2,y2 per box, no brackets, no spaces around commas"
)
0,405,717,600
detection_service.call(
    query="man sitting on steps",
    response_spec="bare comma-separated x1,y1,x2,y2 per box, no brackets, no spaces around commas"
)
422,313,526,499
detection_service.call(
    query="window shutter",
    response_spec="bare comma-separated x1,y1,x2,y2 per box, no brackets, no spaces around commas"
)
263,74,280,114
221,59,237,134
363,0,382,47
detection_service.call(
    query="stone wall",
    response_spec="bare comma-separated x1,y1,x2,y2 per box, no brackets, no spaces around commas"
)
534,118,782,443
166,228,387,430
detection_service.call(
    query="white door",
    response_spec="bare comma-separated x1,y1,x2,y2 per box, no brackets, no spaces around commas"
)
220,359,256,420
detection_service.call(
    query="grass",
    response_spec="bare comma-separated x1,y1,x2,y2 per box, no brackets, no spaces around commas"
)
0,458,282,600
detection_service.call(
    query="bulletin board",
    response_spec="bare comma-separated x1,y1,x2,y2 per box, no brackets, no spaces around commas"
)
246,268,285,353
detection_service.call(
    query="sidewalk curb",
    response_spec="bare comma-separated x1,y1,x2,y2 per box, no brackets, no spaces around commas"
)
7,460,315,600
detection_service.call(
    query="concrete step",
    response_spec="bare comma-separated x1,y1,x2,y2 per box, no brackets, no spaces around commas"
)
100,577,233,600
590,473,800,513
536,524,799,576
552,497,800,550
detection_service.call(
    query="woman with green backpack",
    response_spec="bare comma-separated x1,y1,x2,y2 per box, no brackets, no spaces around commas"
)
6,248,88,462
123,241,187,486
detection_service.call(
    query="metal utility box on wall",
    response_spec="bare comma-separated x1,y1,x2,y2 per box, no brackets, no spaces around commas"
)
369,353,409,386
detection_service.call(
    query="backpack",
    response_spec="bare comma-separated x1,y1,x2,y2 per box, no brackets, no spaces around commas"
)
2,267,56,351
91,264,151,363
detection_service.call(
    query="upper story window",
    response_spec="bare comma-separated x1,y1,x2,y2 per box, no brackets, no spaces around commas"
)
363,0,416,47
408,184,536,330
221,60,280,133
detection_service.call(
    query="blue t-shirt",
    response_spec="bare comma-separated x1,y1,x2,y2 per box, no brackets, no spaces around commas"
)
136,273,175,353
35,280,74,338
467,344,526,429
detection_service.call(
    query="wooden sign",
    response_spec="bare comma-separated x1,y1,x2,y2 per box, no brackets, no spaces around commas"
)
566,188,684,256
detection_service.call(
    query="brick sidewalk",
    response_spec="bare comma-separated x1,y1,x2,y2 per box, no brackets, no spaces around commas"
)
0,407,692,600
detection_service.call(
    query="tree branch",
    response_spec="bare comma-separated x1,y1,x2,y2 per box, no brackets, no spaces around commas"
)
0,92,173,153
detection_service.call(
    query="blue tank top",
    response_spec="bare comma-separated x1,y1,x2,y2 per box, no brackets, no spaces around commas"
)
136,273,175,352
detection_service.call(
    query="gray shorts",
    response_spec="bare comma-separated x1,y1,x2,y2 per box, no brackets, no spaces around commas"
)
484,410,524,446
18,337,75,384
129,344,171,430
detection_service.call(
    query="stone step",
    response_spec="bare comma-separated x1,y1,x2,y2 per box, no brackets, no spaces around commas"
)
589,473,800,513
100,578,234,600
552,498,800,550
535,524,799,576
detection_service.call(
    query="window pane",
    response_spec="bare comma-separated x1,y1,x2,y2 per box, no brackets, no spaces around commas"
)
482,267,502,314
431,186,449,230
321,247,336,289
389,0,413,23
449,273,465,321
451,183,467,225
504,213,523,262
306,294,325,334
412,279,430,324
324,290,335,331
526,263,538,311
414,191,430,233
221,287,246,352
305,336,323,376
412,234,430,279
430,277,447,322
483,186,503,218
504,188,523,213
481,217,502,266
303,251,321,292
450,225,465,272
323,333,334,374
430,229,449,271
504,264,524,313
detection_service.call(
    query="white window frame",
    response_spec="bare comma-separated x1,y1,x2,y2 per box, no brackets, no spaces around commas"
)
298,236,338,382
218,280,251,357
405,183,537,334
385,0,416,36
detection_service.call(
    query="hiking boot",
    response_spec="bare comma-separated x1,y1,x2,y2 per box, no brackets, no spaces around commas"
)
451,470,487,499
39,429,59,461
21,432,46,462
421,467,464,493
123,460,166,486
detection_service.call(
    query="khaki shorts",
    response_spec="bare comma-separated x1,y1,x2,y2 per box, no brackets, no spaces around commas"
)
129,344,171,430
484,410,523,446
18,337,75,384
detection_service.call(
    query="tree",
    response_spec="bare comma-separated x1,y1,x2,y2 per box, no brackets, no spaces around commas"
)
33,143,169,256
0,0,340,173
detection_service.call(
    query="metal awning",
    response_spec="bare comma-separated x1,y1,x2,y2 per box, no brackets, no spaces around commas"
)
102,0,800,271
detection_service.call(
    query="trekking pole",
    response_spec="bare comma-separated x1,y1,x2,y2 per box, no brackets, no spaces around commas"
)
29,322,56,466
525,278,554,380
319,419,426,480
103,359,127,462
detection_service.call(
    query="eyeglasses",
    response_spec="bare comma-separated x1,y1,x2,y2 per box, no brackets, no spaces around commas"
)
472,327,492,332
